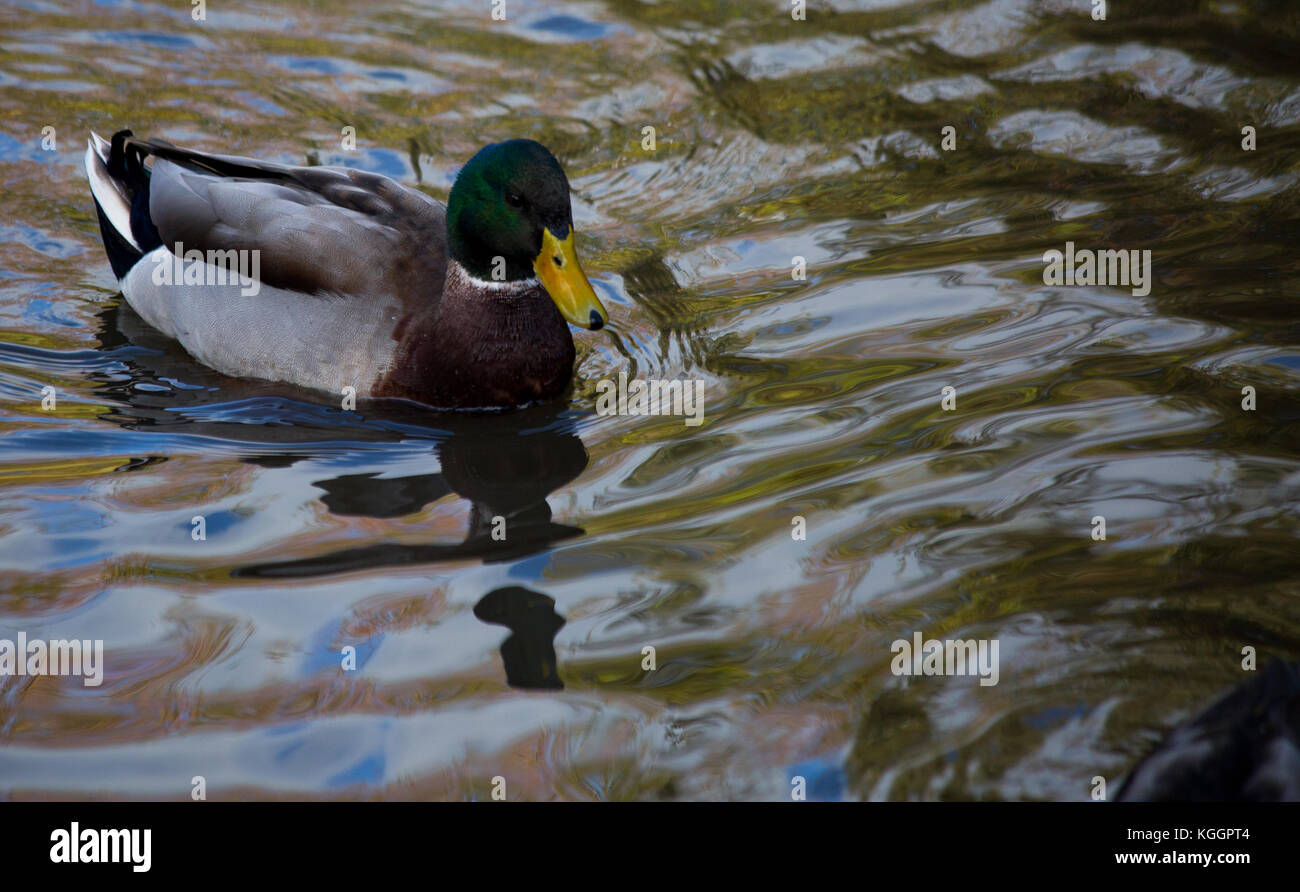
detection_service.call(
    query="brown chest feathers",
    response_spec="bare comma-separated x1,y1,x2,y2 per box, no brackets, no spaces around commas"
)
376,264,577,409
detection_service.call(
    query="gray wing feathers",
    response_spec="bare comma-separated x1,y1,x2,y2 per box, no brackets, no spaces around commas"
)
115,146,447,394
147,159,445,298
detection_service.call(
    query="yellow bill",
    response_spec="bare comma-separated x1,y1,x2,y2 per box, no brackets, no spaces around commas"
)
534,227,608,331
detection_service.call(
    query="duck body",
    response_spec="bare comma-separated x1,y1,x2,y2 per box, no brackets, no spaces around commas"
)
84,130,605,409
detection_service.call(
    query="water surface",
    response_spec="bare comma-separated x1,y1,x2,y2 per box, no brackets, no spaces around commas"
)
1,0,1299,800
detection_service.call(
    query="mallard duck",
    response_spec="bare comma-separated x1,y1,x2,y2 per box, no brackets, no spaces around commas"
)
83,130,608,409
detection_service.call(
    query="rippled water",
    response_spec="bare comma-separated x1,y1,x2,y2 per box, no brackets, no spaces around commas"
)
1,0,1298,800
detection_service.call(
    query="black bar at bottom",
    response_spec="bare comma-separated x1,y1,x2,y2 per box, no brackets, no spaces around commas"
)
1,801,1284,877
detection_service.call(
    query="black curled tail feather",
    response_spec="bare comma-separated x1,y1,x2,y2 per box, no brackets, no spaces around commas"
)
110,130,164,256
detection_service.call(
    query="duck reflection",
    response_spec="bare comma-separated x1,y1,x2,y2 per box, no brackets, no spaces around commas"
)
314,472,451,518
237,418,588,577
93,300,590,578
473,587,566,690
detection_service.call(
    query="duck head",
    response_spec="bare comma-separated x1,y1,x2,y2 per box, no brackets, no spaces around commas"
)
446,139,608,331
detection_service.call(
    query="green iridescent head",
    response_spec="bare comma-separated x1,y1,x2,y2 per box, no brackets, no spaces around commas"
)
447,139,606,330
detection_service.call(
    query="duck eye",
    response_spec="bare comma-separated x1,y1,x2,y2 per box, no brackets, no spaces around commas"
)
505,191,523,208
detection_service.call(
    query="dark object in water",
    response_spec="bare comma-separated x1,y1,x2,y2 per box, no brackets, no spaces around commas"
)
474,587,566,690
1116,661,1300,801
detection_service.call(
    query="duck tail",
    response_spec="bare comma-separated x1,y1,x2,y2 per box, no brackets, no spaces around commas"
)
84,129,163,280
